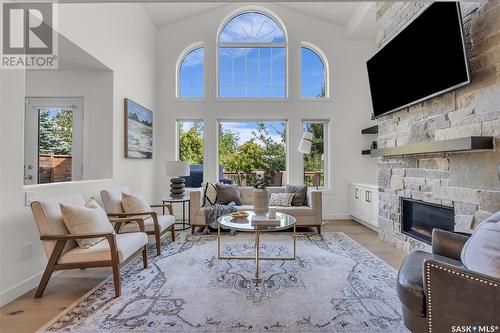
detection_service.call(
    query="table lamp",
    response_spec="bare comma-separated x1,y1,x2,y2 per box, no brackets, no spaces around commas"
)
166,161,190,198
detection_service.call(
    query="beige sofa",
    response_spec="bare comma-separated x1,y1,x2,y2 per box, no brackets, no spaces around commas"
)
189,186,323,233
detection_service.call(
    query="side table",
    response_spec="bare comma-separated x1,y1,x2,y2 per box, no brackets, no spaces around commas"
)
161,196,191,231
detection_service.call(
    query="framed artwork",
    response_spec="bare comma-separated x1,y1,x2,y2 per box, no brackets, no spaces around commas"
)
124,98,153,159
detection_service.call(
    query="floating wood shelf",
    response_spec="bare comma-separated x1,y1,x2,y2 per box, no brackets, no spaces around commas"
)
370,136,495,157
361,125,378,135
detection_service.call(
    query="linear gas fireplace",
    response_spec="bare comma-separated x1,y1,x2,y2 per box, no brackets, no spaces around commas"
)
401,198,455,244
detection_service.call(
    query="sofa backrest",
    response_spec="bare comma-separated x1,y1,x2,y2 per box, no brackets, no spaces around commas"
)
239,186,284,205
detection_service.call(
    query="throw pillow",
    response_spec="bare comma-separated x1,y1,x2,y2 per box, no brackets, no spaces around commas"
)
60,199,114,249
461,210,500,278
285,184,308,206
121,192,152,216
202,182,217,207
215,183,241,205
269,192,294,207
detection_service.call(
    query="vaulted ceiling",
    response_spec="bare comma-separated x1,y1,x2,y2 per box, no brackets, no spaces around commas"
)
142,2,376,41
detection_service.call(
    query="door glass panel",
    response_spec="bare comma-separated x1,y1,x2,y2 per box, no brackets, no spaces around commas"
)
37,108,73,184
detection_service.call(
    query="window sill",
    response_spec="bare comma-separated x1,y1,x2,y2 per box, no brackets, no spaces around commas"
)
174,98,207,102
215,98,290,102
23,178,113,190
295,97,332,102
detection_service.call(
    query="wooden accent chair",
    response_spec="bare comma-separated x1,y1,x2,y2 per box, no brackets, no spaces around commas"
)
30,194,149,298
100,187,175,256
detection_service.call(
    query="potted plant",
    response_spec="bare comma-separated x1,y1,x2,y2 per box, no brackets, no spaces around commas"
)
253,174,269,214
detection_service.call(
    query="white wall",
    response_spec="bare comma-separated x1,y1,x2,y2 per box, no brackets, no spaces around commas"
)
154,3,378,218
25,70,114,181
0,3,156,306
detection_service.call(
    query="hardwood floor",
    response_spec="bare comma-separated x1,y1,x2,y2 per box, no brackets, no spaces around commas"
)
0,220,405,333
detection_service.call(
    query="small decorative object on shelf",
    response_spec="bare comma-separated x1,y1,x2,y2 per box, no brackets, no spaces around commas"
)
253,174,269,214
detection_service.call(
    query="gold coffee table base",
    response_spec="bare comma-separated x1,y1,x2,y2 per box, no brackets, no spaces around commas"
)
217,224,296,279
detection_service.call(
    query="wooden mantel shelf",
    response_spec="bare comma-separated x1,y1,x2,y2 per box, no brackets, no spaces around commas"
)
370,136,495,157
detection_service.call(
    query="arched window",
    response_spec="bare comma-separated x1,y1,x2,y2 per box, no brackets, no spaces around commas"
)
218,12,287,98
301,46,327,98
178,47,204,98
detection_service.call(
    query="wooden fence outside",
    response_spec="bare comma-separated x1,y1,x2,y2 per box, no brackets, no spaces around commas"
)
38,154,72,184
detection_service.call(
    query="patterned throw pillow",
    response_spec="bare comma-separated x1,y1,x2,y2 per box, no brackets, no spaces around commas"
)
269,192,295,207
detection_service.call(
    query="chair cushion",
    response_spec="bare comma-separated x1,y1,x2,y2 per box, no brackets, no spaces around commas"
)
100,187,130,214
58,232,148,264
269,192,294,206
461,210,500,278
215,183,241,205
285,185,308,206
60,199,115,249
120,215,175,233
397,251,463,317
121,192,152,218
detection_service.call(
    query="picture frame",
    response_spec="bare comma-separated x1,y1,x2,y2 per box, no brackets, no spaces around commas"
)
124,98,153,159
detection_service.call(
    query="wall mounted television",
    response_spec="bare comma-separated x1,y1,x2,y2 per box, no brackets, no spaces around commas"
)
366,2,470,118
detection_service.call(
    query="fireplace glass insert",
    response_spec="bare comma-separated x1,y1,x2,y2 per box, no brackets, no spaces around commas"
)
401,198,454,244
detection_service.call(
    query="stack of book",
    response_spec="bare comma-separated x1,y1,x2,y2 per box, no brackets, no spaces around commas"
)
251,215,280,226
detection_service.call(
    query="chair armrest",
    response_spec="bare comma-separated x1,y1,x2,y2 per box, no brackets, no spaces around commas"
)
431,229,470,261
40,232,116,241
190,189,203,222
306,189,322,222
150,203,173,215
107,211,156,218
108,217,146,232
423,259,500,332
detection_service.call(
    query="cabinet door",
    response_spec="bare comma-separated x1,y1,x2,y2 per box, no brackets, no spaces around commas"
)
360,189,372,222
350,186,361,218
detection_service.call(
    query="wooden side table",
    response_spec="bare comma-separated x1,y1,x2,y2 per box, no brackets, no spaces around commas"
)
161,196,191,231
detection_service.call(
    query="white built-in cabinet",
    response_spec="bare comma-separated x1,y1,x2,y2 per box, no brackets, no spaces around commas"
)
349,183,379,231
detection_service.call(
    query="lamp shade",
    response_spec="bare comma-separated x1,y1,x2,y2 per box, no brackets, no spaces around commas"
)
166,161,190,177
298,131,313,154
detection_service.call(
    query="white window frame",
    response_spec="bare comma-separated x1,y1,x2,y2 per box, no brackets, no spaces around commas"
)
302,119,329,189
300,42,330,99
216,8,289,100
176,42,206,100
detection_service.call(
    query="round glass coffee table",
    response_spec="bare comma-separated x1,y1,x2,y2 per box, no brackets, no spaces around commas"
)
217,211,296,279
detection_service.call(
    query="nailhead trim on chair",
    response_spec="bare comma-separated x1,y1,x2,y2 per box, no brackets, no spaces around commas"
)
425,262,499,333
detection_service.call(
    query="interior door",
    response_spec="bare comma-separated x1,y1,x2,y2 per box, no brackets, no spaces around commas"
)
24,97,84,185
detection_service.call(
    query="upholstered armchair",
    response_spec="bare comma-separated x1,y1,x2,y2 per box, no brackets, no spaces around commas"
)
397,229,500,332
30,194,148,298
100,187,175,255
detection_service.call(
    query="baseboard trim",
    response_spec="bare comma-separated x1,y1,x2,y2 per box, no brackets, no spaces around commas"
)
0,270,62,307
323,214,352,220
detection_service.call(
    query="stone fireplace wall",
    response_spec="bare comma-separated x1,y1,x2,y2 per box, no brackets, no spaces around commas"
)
375,1,500,252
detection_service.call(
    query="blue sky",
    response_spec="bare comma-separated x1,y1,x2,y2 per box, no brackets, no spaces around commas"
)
179,12,325,98
181,121,285,145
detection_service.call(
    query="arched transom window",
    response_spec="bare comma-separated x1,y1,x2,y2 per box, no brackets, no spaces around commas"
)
218,12,287,98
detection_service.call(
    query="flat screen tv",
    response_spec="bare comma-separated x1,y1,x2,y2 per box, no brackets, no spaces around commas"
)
367,2,470,118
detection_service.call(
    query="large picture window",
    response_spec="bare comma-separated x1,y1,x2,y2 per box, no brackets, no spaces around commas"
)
218,121,287,186
218,12,287,98
303,120,328,188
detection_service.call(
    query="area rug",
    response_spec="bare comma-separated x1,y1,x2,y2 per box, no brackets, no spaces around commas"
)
41,232,408,332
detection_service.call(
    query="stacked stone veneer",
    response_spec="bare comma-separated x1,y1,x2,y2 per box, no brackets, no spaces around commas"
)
376,1,500,253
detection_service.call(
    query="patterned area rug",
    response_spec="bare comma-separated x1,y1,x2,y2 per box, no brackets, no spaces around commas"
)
41,232,408,332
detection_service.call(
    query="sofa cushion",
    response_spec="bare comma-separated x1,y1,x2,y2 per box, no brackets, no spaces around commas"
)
269,192,294,206
60,199,115,249
215,184,241,205
285,185,308,206
397,251,463,317
120,214,175,233
461,210,500,278
273,206,315,216
58,232,147,264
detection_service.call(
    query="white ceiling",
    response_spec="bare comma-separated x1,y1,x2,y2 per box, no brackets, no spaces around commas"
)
142,2,376,40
